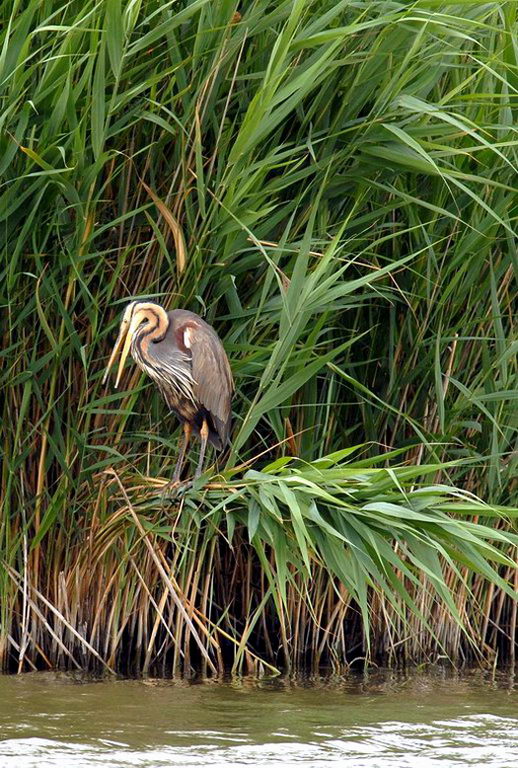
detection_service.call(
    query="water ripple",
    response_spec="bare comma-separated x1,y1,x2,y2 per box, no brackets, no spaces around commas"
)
1,714,517,768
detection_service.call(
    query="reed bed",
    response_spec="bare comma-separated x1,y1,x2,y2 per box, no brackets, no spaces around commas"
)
1,0,517,674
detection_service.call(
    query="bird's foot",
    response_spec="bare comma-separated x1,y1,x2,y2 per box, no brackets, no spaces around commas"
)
160,478,193,501
160,479,182,498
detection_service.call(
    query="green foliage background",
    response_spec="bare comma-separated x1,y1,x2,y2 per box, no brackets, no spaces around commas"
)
0,0,517,674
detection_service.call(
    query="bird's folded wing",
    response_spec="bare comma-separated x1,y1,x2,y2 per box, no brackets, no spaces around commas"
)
187,324,233,442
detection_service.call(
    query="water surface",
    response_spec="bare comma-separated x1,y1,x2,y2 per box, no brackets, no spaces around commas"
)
0,668,516,767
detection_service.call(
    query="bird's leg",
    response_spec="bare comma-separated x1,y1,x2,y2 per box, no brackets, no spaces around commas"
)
194,419,209,480
172,422,192,483
161,423,192,497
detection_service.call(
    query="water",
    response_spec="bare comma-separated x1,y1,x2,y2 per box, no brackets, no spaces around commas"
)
0,669,516,767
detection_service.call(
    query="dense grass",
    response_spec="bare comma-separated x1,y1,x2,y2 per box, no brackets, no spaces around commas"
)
1,0,517,674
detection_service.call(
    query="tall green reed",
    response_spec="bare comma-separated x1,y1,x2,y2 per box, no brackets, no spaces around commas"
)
0,0,516,673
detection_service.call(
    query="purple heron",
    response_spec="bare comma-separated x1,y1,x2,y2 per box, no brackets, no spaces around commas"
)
103,301,233,484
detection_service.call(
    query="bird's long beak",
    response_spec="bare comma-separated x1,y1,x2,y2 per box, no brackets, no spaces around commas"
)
114,323,135,388
103,311,145,388
102,322,129,386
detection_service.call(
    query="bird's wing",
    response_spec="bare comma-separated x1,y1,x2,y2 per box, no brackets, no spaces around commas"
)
181,320,233,443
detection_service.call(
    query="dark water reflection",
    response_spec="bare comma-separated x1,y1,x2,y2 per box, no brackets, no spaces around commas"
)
0,668,516,766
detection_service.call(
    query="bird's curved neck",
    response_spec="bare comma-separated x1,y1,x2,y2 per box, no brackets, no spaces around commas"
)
133,303,169,344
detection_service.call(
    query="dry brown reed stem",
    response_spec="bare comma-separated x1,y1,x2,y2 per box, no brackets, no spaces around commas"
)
6,565,114,674
106,469,218,675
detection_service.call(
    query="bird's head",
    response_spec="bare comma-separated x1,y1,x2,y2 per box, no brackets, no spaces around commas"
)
103,301,165,387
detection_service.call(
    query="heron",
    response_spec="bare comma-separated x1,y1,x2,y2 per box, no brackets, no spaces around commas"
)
103,301,233,486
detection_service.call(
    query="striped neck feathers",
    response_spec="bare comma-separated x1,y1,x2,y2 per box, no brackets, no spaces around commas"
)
128,302,169,347
127,302,195,402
